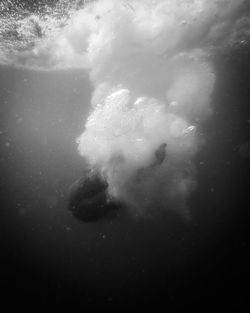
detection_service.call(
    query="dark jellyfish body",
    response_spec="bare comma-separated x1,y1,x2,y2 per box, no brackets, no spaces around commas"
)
67,170,120,222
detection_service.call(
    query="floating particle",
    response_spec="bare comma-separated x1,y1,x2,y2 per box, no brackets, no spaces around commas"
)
64,225,72,232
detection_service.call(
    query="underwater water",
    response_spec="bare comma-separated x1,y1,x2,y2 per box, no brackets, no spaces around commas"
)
0,0,250,308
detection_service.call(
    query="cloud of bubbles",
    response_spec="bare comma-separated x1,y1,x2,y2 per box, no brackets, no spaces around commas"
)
1,0,245,217
74,0,243,217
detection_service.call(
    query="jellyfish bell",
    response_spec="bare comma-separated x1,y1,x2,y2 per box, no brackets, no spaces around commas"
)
67,169,121,222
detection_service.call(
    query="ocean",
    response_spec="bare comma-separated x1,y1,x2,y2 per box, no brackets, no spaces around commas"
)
0,0,250,309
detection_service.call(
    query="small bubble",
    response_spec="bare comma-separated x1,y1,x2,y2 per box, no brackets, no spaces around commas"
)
64,225,72,232
182,125,196,136
169,101,178,107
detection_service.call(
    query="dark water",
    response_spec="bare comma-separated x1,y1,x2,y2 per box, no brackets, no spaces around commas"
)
0,1,250,310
